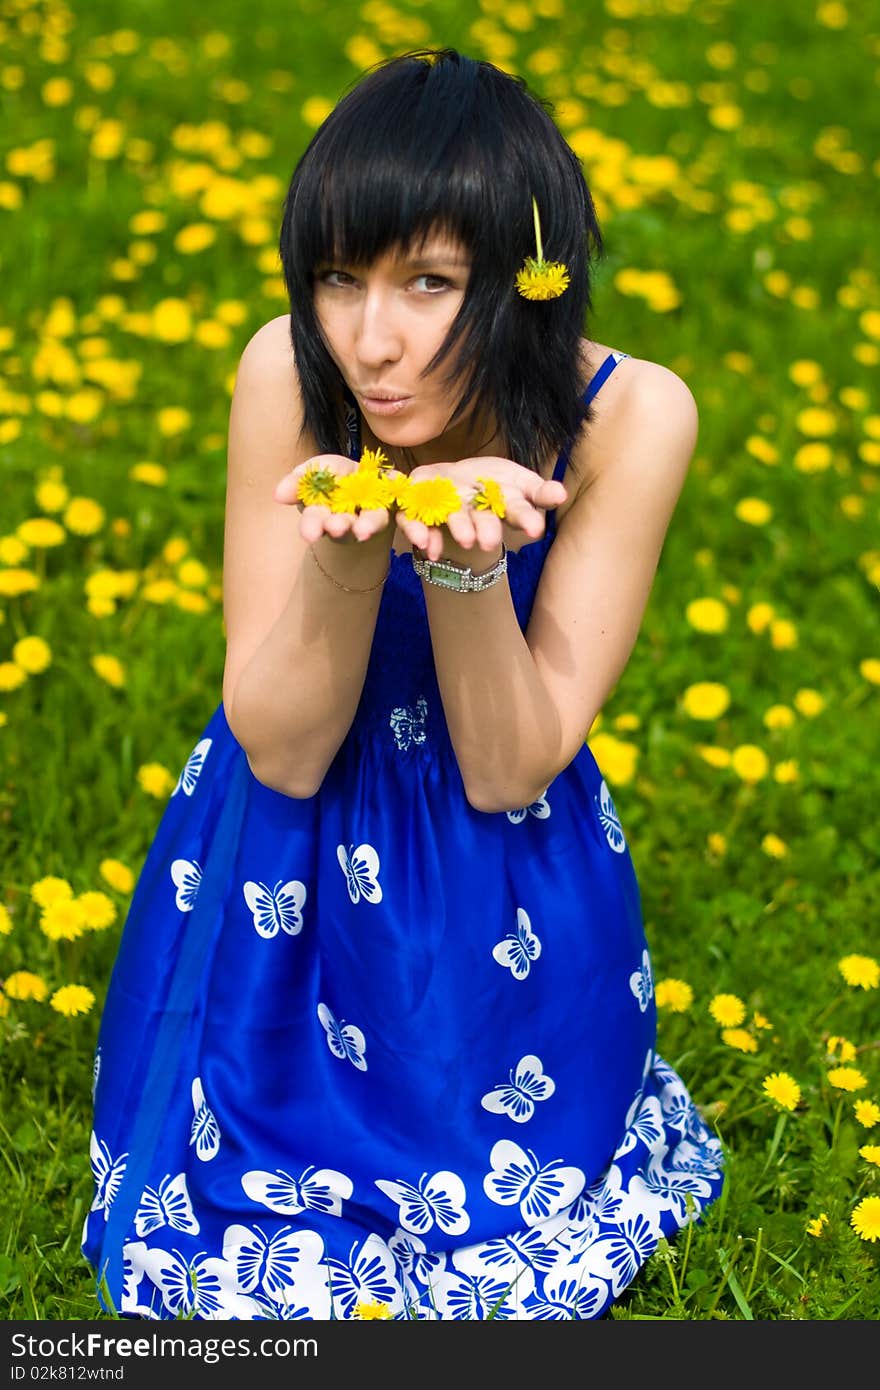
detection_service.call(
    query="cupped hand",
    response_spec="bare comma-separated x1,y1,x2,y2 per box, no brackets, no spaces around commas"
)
273,454,396,546
394,457,567,563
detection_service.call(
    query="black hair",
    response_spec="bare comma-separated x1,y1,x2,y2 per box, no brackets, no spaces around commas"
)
279,47,605,476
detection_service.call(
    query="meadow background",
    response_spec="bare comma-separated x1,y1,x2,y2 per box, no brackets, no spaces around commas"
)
1,0,879,1321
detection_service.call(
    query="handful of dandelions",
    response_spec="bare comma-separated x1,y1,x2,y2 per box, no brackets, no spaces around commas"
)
297,450,469,527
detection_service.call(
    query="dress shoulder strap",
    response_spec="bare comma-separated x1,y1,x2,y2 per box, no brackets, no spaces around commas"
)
550,350,630,485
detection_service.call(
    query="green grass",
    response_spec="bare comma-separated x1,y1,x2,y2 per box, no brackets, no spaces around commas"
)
1,0,879,1320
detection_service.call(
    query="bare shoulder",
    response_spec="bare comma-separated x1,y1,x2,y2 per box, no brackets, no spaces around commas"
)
568,341,698,493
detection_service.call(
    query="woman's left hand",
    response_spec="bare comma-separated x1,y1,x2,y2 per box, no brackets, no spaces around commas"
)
395,457,567,563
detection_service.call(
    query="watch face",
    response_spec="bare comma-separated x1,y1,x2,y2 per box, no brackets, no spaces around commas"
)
430,564,466,590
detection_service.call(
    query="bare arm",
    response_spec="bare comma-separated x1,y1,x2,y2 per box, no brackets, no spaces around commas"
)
222,319,392,798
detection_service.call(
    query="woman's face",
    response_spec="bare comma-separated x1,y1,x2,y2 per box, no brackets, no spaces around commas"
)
312,230,479,459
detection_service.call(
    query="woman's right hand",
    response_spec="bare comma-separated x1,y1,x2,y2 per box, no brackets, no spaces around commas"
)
273,454,395,547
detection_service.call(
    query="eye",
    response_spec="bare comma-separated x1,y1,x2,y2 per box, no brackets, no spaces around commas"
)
315,269,354,287
413,275,452,293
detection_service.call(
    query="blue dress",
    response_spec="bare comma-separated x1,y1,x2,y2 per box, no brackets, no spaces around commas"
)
83,349,724,1321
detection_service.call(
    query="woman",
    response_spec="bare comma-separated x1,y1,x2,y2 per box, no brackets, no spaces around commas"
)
83,47,723,1321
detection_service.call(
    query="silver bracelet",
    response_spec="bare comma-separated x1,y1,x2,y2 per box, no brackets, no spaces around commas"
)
411,543,507,593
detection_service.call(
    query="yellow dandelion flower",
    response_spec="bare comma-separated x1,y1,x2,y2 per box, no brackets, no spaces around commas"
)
722,1027,758,1053
137,762,176,797
761,833,787,859
851,1195,880,1242
861,659,880,686
130,462,167,486
709,993,746,1027
0,903,12,935
17,517,66,548
64,497,106,536
681,682,730,720
794,688,825,717
516,260,571,300
827,1066,868,1092
826,1035,857,1063
515,196,570,301
0,662,27,692
685,598,729,633
297,464,340,507
838,954,879,990
753,1012,772,1031
697,747,731,769
859,1145,880,1167
40,898,88,941
329,471,396,514
35,477,69,511
471,478,506,518
91,654,126,688
3,970,49,1002
0,568,40,597
12,636,52,674
76,890,117,931
731,744,769,784
746,602,775,634
398,477,463,526
100,859,134,894
796,406,837,437
49,984,95,1017
762,1072,802,1110
30,876,74,909
0,536,29,564
357,446,390,472
854,1100,880,1128
353,1300,393,1319
735,497,772,526
806,1213,829,1237
654,978,693,1012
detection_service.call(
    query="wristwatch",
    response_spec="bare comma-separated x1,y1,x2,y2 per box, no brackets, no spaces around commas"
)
411,543,508,593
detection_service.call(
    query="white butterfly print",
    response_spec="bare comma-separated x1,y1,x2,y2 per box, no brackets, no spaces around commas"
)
336,842,382,905
483,1140,585,1226
505,793,551,824
139,1245,258,1320
375,1170,470,1237
325,1233,401,1320
242,878,306,938
222,1223,325,1301
89,1132,128,1220
481,1054,556,1124
587,1210,661,1295
629,948,654,1013
241,1164,353,1218
190,1077,220,1160
317,1002,367,1071
92,1047,101,1101
389,697,428,752
171,737,212,798
492,907,542,981
134,1172,200,1237
525,1266,608,1321
170,858,201,913
595,778,626,853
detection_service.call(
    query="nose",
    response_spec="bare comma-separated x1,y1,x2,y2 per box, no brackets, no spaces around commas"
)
354,281,404,369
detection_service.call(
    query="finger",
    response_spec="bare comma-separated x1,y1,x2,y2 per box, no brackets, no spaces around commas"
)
274,464,309,504
299,503,333,543
446,507,477,550
352,507,389,541
534,479,567,508
504,495,545,538
325,510,354,539
470,507,504,551
395,512,432,553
